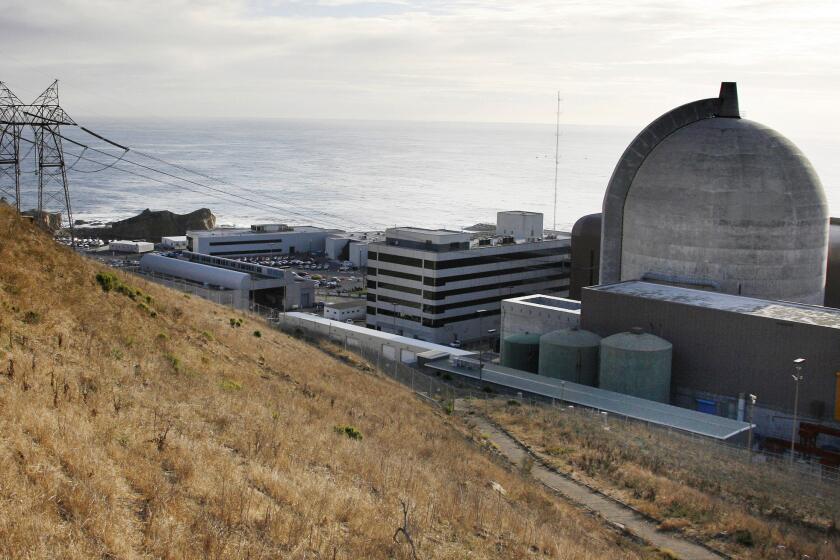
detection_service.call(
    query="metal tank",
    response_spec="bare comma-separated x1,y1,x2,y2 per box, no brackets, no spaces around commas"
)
598,328,672,403
501,333,541,373
538,327,601,385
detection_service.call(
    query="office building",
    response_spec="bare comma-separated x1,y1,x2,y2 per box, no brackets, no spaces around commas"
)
366,214,570,344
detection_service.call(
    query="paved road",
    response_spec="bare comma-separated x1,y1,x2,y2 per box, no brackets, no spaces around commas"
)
465,408,724,560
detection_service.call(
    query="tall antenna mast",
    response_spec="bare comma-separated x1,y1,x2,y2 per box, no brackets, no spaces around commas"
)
552,91,561,232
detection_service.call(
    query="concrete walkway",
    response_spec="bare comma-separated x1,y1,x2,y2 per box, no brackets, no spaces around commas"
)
467,411,724,560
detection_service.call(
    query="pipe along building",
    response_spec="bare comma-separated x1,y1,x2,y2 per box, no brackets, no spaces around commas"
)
499,83,840,456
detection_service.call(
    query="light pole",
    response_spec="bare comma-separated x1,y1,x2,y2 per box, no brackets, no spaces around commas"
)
747,393,757,460
790,358,805,464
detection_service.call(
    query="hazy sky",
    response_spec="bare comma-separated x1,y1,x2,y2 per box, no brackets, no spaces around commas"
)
1,0,838,137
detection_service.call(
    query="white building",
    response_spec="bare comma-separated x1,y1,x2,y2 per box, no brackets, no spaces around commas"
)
110,240,154,253
139,251,316,310
187,224,342,257
496,210,544,241
324,300,366,322
366,218,570,344
326,235,372,268
161,236,188,250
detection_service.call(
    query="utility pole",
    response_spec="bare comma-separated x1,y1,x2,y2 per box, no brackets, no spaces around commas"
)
791,358,805,464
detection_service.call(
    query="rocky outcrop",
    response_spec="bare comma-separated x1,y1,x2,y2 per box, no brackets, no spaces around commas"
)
73,208,216,242
22,210,64,232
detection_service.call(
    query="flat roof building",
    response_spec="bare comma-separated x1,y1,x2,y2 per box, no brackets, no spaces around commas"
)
366,215,570,344
139,251,316,310
187,224,342,258
581,281,840,438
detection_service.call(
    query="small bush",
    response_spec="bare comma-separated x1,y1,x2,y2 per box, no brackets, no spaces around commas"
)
506,400,521,407
229,318,243,328
95,271,121,292
220,379,242,391
253,330,262,338
334,425,363,441
164,353,182,374
733,529,754,547
201,331,214,341
22,310,41,324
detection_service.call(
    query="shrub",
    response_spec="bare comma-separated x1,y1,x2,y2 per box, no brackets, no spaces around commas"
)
164,353,182,374
201,331,214,341
506,400,521,407
334,425,363,441
733,529,754,547
220,379,242,391
95,271,121,292
22,310,41,324
253,330,262,338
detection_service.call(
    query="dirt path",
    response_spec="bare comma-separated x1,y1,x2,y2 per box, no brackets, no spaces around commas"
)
464,407,724,560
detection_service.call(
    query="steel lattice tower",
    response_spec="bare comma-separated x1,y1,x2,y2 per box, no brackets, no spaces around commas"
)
0,81,24,211
28,80,76,234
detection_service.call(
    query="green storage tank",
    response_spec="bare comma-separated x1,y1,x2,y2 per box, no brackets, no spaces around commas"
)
599,327,672,403
538,327,601,385
501,333,541,373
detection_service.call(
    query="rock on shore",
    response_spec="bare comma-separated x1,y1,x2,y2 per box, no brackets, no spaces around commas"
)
73,208,216,242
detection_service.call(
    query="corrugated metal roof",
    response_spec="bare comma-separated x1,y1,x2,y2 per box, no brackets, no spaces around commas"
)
426,358,752,440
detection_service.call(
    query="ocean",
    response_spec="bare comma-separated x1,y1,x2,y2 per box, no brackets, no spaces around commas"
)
28,118,840,233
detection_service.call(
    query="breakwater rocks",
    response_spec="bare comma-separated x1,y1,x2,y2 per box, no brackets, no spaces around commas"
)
73,208,216,242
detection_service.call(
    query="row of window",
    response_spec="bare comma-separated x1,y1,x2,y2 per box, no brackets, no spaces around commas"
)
367,307,504,328
208,238,283,247
368,284,564,316
369,272,568,301
369,246,569,271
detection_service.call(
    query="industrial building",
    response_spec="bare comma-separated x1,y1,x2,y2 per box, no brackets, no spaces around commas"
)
325,234,374,268
186,223,342,257
581,281,840,438
569,213,601,299
139,251,316,310
161,236,188,250
500,294,580,341
366,211,570,344
109,240,154,253
600,82,829,304
323,300,366,322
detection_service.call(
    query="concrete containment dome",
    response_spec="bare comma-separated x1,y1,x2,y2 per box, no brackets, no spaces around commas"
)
599,328,672,403
600,83,829,304
538,328,601,385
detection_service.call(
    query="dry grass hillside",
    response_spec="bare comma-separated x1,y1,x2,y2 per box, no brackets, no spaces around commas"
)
0,206,649,559
486,400,840,559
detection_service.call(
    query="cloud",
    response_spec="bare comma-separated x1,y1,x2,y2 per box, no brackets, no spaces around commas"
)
0,0,837,135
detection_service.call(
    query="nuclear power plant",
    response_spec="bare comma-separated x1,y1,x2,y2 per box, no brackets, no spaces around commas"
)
499,83,840,455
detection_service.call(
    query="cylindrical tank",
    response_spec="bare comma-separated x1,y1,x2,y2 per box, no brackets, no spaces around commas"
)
538,328,601,385
599,328,672,403
569,213,601,300
501,333,540,373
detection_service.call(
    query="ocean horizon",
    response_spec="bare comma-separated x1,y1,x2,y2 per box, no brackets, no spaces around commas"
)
24,117,840,233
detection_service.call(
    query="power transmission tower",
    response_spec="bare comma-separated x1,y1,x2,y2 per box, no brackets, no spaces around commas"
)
0,82,24,211
27,80,76,235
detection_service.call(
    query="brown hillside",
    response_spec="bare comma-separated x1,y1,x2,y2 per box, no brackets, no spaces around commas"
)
0,206,645,559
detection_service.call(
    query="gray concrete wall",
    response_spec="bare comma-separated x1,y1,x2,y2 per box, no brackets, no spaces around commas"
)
500,298,580,341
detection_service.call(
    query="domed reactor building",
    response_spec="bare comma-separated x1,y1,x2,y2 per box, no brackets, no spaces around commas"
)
600,82,829,304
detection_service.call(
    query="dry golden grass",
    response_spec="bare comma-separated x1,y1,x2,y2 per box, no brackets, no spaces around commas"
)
0,206,651,559
485,400,840,559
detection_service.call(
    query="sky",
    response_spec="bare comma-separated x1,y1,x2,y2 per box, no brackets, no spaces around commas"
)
0,0,839,138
